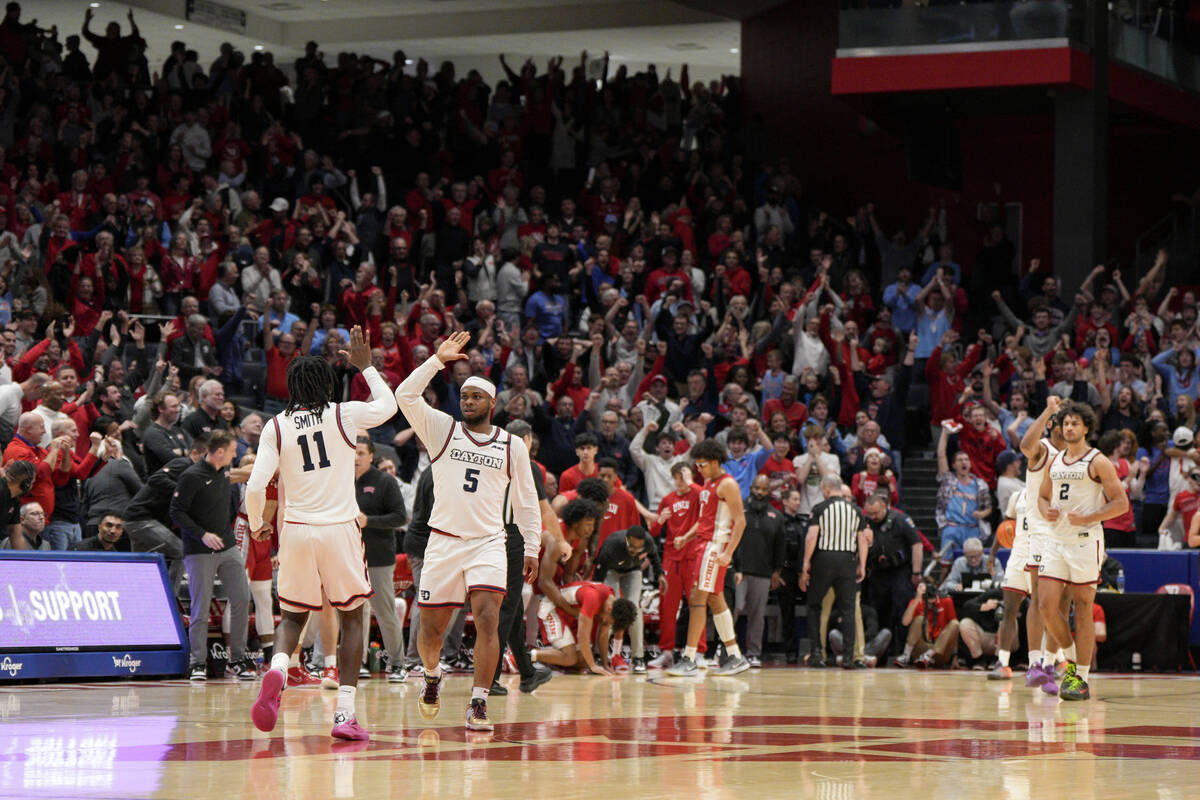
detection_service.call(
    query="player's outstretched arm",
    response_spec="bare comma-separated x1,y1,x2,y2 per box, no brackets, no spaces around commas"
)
1020,394,1060,464
394,332,469,449
339,326,399,429
246,421,280,532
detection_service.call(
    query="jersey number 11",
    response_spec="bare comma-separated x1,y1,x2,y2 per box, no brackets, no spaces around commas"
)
298,431,332,472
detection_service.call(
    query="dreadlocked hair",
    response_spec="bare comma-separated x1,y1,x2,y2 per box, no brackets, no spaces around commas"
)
285,356,337,420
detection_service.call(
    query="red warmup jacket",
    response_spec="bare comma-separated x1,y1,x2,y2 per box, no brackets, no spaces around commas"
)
926,343,982,425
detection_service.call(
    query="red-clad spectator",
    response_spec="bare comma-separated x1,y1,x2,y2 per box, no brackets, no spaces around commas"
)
598,458,644,549
926,331,983,427
761,374,808,430
558,433,600,495
956,403,1007,490
263,319,299,412
4,413,70,519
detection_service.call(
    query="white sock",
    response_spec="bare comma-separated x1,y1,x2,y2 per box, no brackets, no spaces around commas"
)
324,654,337,669
1040,634,1050,653
471,686,488,701
683,646,697,661
335,685,355,717
712,610,740,660
902,643,913,658
288,652,301,668
998,649,1010,667
270,653,290,673
1028,649,1042,667
1077,665,1090,681
1063,644,1076,663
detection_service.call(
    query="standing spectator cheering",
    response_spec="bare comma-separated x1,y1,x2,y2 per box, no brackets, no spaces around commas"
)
935,424,993,552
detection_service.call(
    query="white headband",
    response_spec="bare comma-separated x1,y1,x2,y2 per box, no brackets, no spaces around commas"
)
462,376,496,399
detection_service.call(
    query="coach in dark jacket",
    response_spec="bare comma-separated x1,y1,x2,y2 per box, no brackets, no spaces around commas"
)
169,430,251,677
354,438,408,676
733,476,785,664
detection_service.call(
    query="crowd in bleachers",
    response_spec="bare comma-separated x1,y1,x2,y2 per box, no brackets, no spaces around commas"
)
0,3,1197,675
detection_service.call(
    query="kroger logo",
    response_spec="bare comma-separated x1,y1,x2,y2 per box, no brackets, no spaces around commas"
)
0,657,23,677
113,654,143,673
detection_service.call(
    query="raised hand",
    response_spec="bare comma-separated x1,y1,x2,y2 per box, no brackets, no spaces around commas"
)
435,331,472,364
338,326,374,370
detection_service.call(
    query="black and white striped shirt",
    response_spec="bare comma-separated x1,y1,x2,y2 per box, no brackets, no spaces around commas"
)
809,497,867,553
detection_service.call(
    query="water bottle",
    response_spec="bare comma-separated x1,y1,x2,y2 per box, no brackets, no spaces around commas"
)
1132,652,1142,671
1117,568,1125,593
368,642,383,673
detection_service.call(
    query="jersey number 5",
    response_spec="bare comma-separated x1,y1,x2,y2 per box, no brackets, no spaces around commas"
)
1059,483,1069,501
463,468,480,493
297,431,332,472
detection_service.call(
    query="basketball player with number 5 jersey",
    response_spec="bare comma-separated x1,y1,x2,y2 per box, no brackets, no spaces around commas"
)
246,326,398,742
394,331,541,733
1036,401,1128,701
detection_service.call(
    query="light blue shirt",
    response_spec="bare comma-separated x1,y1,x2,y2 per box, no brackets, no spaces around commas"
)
723,446,771,499
259,310,300,335
883,282,921,334
915,308,951,359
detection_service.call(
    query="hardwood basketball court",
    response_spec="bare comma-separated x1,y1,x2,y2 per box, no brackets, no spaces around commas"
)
2,669,1198,799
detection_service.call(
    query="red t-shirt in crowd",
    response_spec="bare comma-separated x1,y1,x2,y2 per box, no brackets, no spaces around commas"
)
265,346,296,400
758,455,797,508
1173,489,1200,537
1106,458,1136,532
762,397,808,430
558,462,599,495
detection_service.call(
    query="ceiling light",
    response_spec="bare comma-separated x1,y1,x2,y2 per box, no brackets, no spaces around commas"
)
405,59,413,65
254,44,264,51
89,2,100,7
174,24,184,29
730,47,739,54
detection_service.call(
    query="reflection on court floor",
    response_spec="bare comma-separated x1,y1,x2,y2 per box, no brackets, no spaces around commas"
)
1,671,1198,799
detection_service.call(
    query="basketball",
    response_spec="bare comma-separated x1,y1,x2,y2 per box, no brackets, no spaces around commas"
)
996,519,1016,548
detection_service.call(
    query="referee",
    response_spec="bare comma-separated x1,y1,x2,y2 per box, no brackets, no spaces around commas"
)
800,476,870,669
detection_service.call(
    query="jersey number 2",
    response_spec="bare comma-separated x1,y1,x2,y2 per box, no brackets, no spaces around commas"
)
298,431,331,472
1059,483,1070,501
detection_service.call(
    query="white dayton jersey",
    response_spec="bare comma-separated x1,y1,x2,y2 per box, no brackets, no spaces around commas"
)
395,355,542,557
1023,440,1058,534
247,366,397,524
1002,489,1033,593
1046,447,1107,538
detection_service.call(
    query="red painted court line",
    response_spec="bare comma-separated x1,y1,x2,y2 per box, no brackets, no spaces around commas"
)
1101,726,1200,739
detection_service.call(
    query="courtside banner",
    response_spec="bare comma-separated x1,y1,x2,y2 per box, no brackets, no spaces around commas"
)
0,552,187,680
